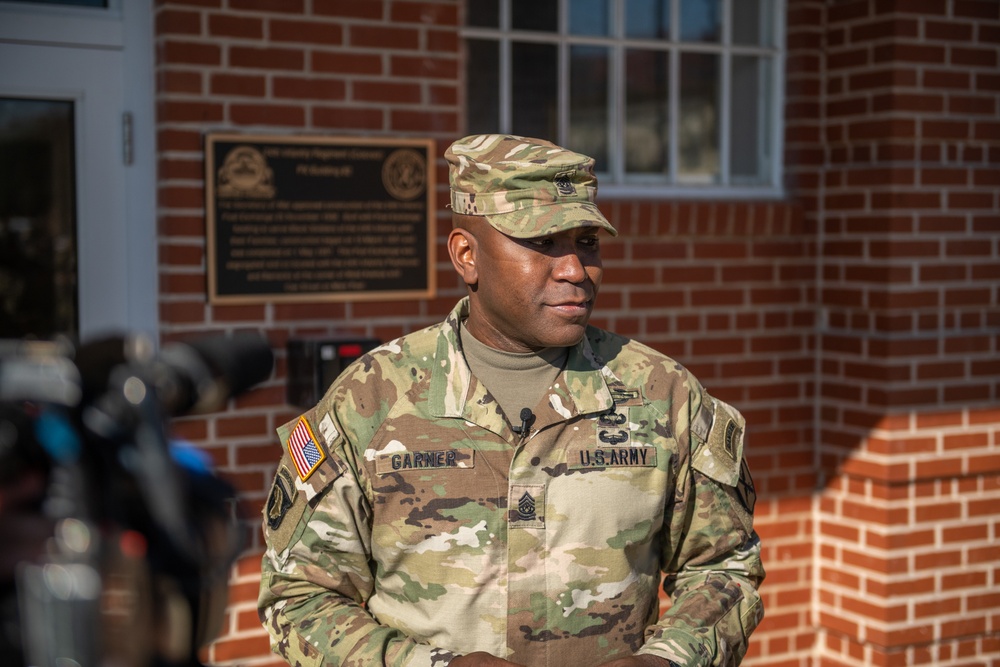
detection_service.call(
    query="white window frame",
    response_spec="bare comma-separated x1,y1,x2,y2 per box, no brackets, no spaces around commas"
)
462,0,786,199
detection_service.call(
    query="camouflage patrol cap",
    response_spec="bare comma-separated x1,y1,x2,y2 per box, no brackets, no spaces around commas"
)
445,134,618,238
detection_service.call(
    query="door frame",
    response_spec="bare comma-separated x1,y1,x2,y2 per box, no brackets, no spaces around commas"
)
0,0,157,339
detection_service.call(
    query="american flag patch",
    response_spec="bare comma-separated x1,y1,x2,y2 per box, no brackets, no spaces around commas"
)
287,417,326,480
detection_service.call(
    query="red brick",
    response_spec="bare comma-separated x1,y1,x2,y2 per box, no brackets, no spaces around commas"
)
941,617,987,640
873,92,944,113
828,48,869,71
828,2,870,23
925,19,975,41
920,168,968,186
157,8,202,35
229,0,303,12
158,128,203,152
842,594,908,623
973,168,1000,186
947,239,994,257
273,76,346,101
848,118,918,141
913,548,963,570
312,51,383,75
270,18,343,45
312,105,385,129
350,25,420,50
390,2,459,25
947,191,995,209
390,109,457,132
915,596,962,618
923,69,971,90
159,185,204,208
850,18,919,42
230,46,305,71
949,95,997,115
211,73,266,97
354,80,422,104
160,214,205,236
975,72,1000,92
159,272,206,295
159,69,202,94
230,103,305,127
427,85,459,106
159,300,208,324
217,414,268,437
871,191,941,210
314,0,384,20
922,264,973,284
391,55,459,79
873,0,948,16
427,28,460,52
873,42,946,65
162,40,222,66
208,13,264,38
159,157,203,180
952,47,998,68
924,120,971,140
974,121,1000,141
849,68,918,90
955,0,1000,19
160,243,204,267
944,570,990,592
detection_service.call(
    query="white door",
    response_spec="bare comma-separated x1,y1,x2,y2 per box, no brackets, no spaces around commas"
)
0,0,157,339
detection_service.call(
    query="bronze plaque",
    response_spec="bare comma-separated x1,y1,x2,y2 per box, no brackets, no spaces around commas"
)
205,134,436,303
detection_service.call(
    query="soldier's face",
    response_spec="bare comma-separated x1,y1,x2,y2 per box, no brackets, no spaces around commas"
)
460,220,604,352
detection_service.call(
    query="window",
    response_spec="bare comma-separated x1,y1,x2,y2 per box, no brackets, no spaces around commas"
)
463,0,784,196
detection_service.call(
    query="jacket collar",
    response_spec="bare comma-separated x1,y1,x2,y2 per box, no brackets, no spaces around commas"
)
428,298,617,434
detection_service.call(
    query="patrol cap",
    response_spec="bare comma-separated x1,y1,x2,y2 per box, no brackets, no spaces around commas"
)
445,134,618,239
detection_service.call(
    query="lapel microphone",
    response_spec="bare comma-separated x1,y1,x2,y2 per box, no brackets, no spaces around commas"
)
513,407,535,436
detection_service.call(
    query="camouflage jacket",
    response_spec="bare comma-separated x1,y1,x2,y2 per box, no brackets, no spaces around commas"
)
259,298,765,667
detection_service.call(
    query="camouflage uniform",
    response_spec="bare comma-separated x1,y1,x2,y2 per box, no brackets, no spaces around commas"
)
259,134,764,666
259,298,764,667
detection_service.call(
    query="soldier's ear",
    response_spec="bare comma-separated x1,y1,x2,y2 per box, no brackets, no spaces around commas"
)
448,226,478,286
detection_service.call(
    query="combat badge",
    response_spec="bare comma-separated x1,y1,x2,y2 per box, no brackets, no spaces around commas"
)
608,384,643,407
596,410,631,447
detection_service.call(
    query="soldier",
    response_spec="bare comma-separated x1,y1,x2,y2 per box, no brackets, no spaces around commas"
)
259,134,765,667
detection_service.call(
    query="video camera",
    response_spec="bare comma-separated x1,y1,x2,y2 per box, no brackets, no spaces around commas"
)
0,331,274,666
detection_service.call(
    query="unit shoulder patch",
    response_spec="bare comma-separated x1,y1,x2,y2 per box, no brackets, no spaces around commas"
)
692,395,746,487
263,465,308,552
735,458,757,514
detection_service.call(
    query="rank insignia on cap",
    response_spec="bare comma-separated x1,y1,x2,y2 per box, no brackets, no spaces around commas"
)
287,417,325,481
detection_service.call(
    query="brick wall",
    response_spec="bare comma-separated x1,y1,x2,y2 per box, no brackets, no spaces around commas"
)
153,1,998,666
596,199,817,667
812,0,1000,665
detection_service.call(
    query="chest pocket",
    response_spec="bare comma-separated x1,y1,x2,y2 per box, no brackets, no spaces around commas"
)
538,408,670,545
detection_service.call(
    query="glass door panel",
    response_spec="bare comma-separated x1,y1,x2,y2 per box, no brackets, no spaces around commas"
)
0,97,77,338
